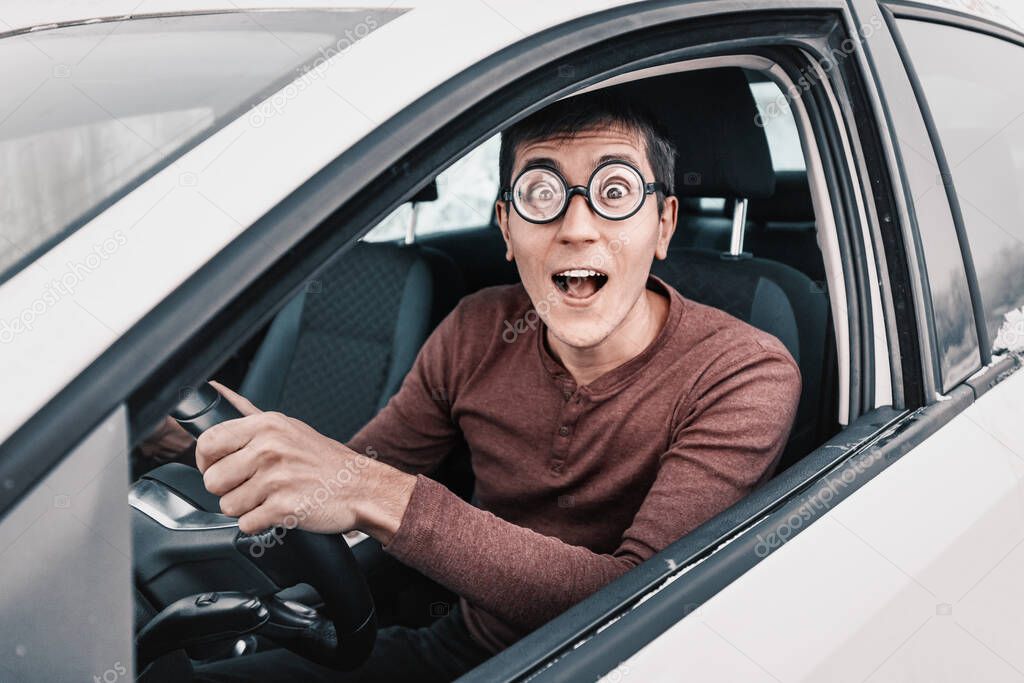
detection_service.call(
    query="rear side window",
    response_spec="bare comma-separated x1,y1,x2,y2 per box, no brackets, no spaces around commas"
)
898,19,1024,355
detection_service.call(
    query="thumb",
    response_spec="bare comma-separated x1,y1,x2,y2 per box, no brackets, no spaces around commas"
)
209,380,262,417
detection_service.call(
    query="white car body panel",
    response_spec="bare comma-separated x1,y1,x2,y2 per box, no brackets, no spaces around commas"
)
0,406,132,681
605,364,1024,682
0,0,624,444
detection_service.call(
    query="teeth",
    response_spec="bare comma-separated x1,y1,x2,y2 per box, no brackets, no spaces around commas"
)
556,269,603,278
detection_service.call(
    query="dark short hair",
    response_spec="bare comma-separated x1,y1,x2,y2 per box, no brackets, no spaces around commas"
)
499,91,677,212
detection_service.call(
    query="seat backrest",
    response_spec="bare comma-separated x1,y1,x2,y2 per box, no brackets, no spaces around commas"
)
653,249,828,469
241,241,462,443
608,67,829,470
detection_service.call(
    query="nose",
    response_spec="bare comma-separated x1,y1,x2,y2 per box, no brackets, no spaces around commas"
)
555,193,602,245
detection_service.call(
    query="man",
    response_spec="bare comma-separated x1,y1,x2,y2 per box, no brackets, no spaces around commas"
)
184,91,801,681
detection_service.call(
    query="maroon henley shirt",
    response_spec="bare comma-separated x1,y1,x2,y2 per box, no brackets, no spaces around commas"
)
347,274,801,654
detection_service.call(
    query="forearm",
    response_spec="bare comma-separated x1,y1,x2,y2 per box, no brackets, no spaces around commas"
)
379,475,638,632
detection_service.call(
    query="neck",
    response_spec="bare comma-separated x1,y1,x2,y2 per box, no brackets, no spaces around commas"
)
547,286,669,387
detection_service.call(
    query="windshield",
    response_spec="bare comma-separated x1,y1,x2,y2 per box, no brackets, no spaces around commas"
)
0,9,402,284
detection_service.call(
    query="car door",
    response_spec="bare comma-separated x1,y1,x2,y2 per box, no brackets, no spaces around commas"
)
509,2,1024,681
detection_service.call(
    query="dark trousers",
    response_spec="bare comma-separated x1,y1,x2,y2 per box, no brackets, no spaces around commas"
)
192,605,493,682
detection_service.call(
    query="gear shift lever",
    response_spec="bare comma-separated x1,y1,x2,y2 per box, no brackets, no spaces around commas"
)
170,383,243,438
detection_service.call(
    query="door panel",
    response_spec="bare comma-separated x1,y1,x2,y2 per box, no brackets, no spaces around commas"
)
607,366,1024,682
0,407,133,681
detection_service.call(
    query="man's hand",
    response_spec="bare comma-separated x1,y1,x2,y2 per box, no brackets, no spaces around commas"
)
196,382,416,541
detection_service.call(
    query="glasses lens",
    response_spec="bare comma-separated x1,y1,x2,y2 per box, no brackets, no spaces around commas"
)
590,163,644,219
514,168,565,222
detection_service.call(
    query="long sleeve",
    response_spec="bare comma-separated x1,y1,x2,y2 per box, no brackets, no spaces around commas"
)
381,344,802,635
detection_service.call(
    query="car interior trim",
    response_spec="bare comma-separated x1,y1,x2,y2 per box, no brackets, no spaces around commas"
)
784,54,860,421
798,55,894,411
129,478,240,531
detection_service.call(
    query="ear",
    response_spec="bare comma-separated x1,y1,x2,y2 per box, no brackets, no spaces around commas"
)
495,200,515,262
653,195,678,261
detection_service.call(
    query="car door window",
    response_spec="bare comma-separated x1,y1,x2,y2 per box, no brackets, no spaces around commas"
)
898,19,1024,355
364,134,500,241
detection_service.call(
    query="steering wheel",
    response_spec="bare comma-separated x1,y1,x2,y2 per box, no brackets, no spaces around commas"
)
130,384,376,671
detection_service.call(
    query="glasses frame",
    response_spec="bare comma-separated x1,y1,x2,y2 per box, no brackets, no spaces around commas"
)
500,159,667,224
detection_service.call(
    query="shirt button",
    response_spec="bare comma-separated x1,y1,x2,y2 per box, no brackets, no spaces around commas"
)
558,425,570,436
563,391,572,401
550,461,563,473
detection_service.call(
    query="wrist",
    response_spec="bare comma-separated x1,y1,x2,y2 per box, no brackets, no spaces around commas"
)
355,461,417,545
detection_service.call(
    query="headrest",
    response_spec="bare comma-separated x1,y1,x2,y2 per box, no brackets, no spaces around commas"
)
607,68,775,199
747,171,814,223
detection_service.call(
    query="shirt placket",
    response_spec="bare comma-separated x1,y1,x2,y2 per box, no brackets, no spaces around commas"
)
550,381,586,476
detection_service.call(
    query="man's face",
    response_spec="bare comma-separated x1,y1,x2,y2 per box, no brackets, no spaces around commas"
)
495,125,678,349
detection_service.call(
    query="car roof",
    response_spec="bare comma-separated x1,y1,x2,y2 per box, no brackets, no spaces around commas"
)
0,0,624,32
898,0,1024,35
0,1,629,444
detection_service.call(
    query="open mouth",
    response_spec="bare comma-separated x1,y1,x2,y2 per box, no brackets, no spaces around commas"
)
552,268,609,300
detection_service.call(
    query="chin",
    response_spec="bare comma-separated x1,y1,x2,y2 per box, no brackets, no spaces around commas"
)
544,316,615,350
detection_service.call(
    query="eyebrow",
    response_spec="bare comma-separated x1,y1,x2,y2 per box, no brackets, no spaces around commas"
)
596,152,642,168
518,156,563,174
518,153,643,175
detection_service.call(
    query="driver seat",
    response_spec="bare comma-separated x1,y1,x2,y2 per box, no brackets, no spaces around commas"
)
241,241,462,442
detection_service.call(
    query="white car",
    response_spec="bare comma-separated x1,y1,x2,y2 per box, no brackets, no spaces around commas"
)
1,1,1023,681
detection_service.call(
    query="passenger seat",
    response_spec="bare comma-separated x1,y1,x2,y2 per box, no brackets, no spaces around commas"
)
241,241,463,443
612,68,831,470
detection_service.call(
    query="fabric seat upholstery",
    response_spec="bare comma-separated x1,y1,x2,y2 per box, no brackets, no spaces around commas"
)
652,248,828,466
241,241,462,443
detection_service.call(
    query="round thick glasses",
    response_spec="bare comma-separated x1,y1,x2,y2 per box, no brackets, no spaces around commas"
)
501,160,667,224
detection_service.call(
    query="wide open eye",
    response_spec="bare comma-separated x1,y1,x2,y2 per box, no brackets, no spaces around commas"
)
591,163,643,218
513,168,565,221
